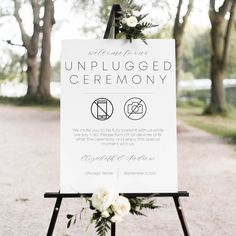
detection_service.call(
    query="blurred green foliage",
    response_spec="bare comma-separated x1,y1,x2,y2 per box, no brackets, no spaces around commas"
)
180,87,236,108
0,51,25,81
154,24,236,79
100,0,124,23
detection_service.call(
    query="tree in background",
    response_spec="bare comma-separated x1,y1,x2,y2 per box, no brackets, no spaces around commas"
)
13,0,40,96
37,0,55,100
173,0,193,96
207,0,236,114
176,25,236,79
12,0,55,102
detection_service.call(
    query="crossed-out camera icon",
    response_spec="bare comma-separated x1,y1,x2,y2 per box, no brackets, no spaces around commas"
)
124,97,147,120
127,102,143,114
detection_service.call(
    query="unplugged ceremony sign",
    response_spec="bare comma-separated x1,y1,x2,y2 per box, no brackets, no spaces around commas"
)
60,39,177,193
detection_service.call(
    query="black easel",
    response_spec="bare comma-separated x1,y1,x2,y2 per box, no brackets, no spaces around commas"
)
44,192,190,236
44,4,190,236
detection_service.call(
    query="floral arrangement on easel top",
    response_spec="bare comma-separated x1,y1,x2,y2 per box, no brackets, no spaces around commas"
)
67,188,158,236
117,0,158,44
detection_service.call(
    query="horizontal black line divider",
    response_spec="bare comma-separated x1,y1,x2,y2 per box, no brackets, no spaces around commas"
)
44,191,189,198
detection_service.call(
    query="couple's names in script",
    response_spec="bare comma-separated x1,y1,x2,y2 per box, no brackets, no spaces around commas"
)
81,154,155,163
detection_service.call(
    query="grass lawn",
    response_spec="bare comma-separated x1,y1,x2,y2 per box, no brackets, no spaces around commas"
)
177,106,236,145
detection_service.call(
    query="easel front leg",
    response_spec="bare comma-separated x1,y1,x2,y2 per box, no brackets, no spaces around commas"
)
47,197,62,236
111,222,116,236
173,196,190,236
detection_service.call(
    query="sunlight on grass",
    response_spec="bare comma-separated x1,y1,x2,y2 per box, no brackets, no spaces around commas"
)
177,107,236,144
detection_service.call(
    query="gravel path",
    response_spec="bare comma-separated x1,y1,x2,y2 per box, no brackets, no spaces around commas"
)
0,105,236,236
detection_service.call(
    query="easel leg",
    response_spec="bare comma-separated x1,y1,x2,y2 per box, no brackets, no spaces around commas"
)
47,197,62,236
173,196,190,236
111,223,116,236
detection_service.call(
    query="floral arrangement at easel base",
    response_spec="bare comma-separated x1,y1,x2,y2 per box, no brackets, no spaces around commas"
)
117,0,158,44
67,188,158,236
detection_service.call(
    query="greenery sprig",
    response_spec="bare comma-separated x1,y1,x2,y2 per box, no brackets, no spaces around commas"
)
129,196,159,216
117,0,158,44
66,188,159,236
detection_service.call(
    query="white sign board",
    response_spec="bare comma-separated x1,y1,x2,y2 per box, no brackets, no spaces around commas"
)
60,39,177,193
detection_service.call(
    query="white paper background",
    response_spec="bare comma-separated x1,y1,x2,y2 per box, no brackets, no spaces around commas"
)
60,39,177,193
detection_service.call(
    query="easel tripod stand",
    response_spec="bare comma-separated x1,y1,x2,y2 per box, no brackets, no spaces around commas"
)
44,4,190,236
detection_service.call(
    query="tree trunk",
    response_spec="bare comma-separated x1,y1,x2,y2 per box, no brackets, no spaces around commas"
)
207,0,235,114
13,0,40,97
209,56,226,113
37,0,55,100
26,53,38,95
173,0,193,97
174,36,182,97
208,17,227,113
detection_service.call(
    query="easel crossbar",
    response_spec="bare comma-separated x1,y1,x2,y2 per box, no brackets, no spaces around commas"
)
44,191,189,198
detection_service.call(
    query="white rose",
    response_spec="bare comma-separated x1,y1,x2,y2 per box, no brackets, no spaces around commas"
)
126,16,138,27
113,196,131,216
92,188,115,212
101,210,110,218
121,17,127,24
132,10,140,17
111,214,123,223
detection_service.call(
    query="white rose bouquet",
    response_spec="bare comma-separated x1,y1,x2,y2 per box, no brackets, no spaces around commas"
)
117,0,158,44
66,188,158,236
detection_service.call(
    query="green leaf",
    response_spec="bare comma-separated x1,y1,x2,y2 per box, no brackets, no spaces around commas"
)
79,207,85,220
67,219,72,228
66,213,78,229
129,197,159,216
66,214,74,219
95,218,111,236
116,32,126,39
138,13,149,21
